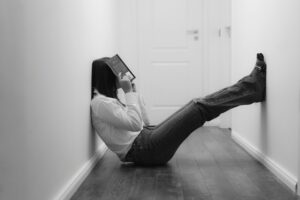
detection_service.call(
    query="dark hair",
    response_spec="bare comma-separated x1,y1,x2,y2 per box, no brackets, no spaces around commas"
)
91,58,118,99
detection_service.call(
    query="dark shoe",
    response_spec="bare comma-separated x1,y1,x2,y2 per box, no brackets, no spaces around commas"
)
249,53,266,102
255,53,266,72
256,53,266,101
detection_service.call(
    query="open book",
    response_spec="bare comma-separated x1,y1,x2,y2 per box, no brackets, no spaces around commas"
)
106,54,136,81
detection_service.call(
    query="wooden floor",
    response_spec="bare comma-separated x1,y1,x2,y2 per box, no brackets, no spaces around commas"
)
71,127,299,200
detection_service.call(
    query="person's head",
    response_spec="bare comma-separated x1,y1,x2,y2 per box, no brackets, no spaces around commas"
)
91,57,119,99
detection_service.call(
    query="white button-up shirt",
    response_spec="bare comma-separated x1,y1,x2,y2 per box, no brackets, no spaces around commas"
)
91,91,150,160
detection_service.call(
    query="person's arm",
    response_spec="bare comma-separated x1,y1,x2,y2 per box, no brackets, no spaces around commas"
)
91,93,143,132
138,94,151,126
92,75,143,131
132,83,151,126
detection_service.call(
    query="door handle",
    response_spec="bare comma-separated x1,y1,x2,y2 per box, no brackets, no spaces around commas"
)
186,30,199,34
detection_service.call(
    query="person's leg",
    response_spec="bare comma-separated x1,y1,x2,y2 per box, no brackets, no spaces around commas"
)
125,54,266,165
124,100,202,165
143,100,192,131
194,64,266,121
196,52,266,120
142,54,266,132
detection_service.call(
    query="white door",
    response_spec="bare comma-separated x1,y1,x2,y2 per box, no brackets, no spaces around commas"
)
137,0,205,125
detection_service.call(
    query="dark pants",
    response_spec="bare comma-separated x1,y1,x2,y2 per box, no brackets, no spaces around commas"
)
124,67,266,166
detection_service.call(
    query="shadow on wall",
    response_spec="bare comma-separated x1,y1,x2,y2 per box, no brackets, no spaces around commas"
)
88,122,97,157
258,55,268,155
259,98,268,155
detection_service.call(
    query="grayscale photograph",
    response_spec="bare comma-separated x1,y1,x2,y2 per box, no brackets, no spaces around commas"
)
1,0,300,200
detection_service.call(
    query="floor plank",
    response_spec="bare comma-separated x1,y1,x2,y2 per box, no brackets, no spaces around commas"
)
71,127,299,200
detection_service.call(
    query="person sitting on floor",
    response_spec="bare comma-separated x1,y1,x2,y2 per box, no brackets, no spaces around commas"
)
90,53,266,166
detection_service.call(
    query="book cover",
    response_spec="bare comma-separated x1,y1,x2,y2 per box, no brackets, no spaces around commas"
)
106,54,136,81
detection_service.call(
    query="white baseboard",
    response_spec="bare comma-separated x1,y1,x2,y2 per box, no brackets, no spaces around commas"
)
54,143,107,200
231,130,297,193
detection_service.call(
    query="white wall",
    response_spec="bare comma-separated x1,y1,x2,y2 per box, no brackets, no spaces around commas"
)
118,0,140,88
232,0,300,189
0,0,118,199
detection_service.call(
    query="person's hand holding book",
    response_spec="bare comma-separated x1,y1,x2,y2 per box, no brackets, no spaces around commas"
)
118,73,132,93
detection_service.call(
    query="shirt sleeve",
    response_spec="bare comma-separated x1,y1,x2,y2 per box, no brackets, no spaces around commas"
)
91,93,143,132
137,94,151,126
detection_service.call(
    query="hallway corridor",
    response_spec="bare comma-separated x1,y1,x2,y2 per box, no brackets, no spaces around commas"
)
71,127,298,200
1,0,300,199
